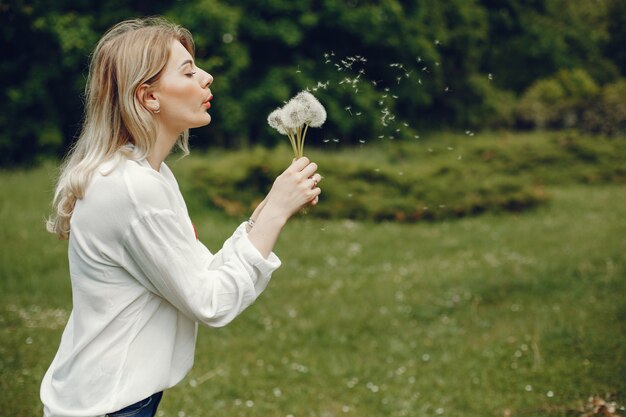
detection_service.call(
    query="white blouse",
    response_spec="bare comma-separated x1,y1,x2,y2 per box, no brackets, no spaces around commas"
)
41,157,281,417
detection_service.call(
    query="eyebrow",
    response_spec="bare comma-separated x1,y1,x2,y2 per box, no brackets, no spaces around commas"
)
178,59,193,70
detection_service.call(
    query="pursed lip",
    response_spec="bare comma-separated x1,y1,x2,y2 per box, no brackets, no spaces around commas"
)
202,94,213,106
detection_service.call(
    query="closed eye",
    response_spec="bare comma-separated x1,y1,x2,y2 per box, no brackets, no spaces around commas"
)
185,71,197,78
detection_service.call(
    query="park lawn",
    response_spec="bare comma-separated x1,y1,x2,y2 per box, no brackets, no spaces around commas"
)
0,151,624,417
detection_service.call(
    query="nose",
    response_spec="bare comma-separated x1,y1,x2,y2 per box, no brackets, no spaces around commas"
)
203,72,213,88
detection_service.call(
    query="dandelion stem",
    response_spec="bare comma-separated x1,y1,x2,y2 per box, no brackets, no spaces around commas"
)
296,126,302,158
287,131,298,158
300,123,310,157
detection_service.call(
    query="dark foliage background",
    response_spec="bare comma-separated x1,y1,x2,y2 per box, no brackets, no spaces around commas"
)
1,0,624,166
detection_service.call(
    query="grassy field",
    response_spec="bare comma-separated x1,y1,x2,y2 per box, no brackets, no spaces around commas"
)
1,139,625,417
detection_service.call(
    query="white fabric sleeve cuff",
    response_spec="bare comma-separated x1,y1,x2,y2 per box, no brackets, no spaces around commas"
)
235,222,281,293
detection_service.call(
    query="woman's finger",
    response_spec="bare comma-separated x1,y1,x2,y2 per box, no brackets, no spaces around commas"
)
308,174,323,189
288,157,310,173
300,162,318,179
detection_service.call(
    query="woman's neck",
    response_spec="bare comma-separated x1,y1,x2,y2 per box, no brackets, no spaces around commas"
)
147,128,179,171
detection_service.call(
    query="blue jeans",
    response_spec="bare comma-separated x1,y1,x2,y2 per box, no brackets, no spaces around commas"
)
106,392,163,417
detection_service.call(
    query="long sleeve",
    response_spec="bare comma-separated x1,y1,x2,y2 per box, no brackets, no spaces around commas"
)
122,209,280,327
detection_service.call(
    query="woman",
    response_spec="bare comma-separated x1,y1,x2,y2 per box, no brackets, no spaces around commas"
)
41,17,322,417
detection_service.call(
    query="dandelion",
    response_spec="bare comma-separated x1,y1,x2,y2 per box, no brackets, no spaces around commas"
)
267,91,327,158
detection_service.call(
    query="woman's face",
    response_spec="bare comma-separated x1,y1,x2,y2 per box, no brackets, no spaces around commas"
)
152,40,213,133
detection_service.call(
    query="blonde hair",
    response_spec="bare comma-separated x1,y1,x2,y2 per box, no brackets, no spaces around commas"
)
47,17,195,239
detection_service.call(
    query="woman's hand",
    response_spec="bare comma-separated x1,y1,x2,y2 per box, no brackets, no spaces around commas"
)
263,157,322,222
246,157,321,258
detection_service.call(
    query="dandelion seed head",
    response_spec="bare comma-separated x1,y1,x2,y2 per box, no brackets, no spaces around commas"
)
293,91,327,127
267,109,287,135
281,100,307,129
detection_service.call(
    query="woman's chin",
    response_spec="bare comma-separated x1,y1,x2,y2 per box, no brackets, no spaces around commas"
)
191,114,211,128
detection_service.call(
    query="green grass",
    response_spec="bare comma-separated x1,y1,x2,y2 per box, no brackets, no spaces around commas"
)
1,141,625,417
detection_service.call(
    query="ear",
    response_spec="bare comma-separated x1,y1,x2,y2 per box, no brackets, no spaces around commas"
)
136,83,159,112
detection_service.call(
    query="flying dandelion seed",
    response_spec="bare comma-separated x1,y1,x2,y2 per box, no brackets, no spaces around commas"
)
488,73,493,80
314,50,463,145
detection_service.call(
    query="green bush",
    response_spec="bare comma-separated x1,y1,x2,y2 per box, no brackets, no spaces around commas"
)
581,79,626,136
516,69,600,129
185,132,624,222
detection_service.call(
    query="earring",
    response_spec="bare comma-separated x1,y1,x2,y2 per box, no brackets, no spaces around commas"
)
152,105,160,114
